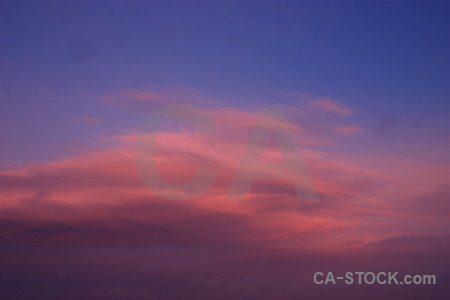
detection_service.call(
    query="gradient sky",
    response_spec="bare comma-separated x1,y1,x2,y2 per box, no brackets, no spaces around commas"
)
0,1,449,299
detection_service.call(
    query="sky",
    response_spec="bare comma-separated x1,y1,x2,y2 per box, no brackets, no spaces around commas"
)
0,0,449,299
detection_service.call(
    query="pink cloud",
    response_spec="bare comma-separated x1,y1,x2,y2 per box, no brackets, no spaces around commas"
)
100,86,211,111
0,103,449,258
1,101,450,299
307,98,354,116
288,91,354,116
0,134,368,252
334,125,362,135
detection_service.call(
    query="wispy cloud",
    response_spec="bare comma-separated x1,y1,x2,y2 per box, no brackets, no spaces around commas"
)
334,126,362,136
307,98,354,116
72,117,102,125
1,101,449,300
375,115,400,135
100,86,211,111
289,91,354,116
2,104,447,255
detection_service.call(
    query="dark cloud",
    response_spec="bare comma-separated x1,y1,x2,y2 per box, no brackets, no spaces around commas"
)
366,234,450,256
0,120,448,299
411,186,450,218
374,115,400,135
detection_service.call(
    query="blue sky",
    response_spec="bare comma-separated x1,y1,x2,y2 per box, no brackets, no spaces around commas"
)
0,2,450,299
0,0,449,167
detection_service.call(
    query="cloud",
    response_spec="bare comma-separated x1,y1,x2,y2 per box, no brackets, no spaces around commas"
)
0,105,397,252
1,103,449,299
72,118,102,125
334,126,362,136
101,86,211,111
288,91,311,98
288,91,354,117
374,115,400,135
406,185,450,218
306,98,354,116
90,287,154,299
366,234,450,255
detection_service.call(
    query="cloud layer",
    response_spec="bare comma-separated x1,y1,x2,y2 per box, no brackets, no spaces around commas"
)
0,102,448,299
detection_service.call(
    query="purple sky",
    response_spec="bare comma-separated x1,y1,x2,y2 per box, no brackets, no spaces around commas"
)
0,1,449,299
